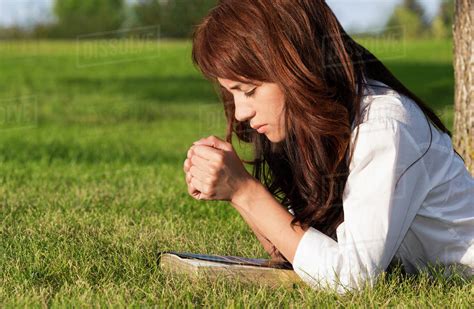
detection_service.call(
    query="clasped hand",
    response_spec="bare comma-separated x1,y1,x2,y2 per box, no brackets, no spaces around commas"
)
183,135,254,202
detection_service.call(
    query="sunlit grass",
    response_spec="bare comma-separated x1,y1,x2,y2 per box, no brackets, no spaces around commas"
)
0,39,470,307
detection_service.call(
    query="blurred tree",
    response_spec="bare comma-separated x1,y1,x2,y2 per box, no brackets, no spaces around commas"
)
0,26,28,39
132,0,217,38
431,0,454,39
32,23,57,39
385,0,429,39
439,0,455,27
453,0,473,175
133,0,162,27
431,17,448,39
53,0,126,38
385,6,424,39
404,0,426,22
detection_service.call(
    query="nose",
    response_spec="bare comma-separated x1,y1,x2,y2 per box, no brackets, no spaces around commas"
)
234,98,256,122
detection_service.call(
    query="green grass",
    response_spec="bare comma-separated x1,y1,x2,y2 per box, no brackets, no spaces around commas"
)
0,39,471,307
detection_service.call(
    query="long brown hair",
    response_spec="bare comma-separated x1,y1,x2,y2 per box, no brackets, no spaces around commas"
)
191,0,454,238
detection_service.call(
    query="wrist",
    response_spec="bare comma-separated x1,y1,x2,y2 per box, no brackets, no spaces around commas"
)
230,177,262,210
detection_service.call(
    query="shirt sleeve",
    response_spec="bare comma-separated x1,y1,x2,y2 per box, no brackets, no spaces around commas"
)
292,118,431,294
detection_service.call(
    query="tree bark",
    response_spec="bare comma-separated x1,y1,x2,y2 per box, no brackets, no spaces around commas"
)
453,0,473,176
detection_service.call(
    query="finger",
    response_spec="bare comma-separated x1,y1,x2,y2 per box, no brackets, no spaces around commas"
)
191,154,216,171
193,135,233,152
187,148,194,159
197,192,212,201
190,175,211,195
183,158,191,173
189,186,202,200
190,159,212,176
187,177,200,195
191,145,224,162
189,165,214,184
186,172,201,197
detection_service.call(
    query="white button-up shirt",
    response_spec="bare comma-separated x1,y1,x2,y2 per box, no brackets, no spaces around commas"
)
292,79,474,294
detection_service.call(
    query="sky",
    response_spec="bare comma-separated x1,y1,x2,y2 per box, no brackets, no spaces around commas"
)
0,0,443,32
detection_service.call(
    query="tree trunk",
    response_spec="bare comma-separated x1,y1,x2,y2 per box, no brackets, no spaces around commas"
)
453,0,473,176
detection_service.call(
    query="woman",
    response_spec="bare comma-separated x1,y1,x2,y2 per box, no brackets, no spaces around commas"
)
182,0,474,293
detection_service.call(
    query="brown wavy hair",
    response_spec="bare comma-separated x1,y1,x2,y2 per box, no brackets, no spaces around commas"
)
191,0,453,239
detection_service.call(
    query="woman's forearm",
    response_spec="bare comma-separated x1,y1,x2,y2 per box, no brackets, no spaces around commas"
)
231,178,306,264
237,205,288,261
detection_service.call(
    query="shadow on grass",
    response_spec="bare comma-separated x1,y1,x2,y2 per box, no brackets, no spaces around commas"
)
384,61,454,111
0,138,181,165
60,75,220,103
61,62,454,109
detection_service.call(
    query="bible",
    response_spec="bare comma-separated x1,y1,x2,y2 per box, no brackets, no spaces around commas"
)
158,251,303,288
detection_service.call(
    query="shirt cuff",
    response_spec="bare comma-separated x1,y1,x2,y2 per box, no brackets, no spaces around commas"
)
292,226,358,294
293,227,336,287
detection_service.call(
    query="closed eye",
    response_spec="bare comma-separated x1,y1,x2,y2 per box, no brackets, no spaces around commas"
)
244,88,257,98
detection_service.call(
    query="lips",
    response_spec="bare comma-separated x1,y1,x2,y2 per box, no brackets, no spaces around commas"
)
252,124,268,133
256,125,267,133
251,124,266,130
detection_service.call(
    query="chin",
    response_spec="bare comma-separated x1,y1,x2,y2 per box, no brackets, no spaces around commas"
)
266,133,284,143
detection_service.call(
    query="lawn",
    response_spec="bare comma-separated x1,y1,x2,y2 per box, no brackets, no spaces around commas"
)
0,39,471,307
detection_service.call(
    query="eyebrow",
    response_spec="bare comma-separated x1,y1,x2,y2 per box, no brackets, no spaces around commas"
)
229,82,257,91
230,83,244,90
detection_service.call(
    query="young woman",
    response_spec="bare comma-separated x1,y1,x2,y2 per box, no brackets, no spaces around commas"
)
182,0,474,293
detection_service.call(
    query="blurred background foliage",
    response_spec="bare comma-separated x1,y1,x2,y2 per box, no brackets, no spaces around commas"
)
0,0,218,39
0,0,455,40
53,0,126,37
385,0,454,39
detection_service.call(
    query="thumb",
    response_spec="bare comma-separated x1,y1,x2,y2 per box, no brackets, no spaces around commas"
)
193,135,233,151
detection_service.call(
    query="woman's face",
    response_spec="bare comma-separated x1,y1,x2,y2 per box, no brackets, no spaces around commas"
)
217,77,286,143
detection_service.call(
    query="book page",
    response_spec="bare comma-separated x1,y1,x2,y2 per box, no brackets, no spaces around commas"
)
161,251,293,270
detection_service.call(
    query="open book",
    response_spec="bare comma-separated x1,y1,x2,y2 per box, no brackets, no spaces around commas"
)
158,251,303,288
